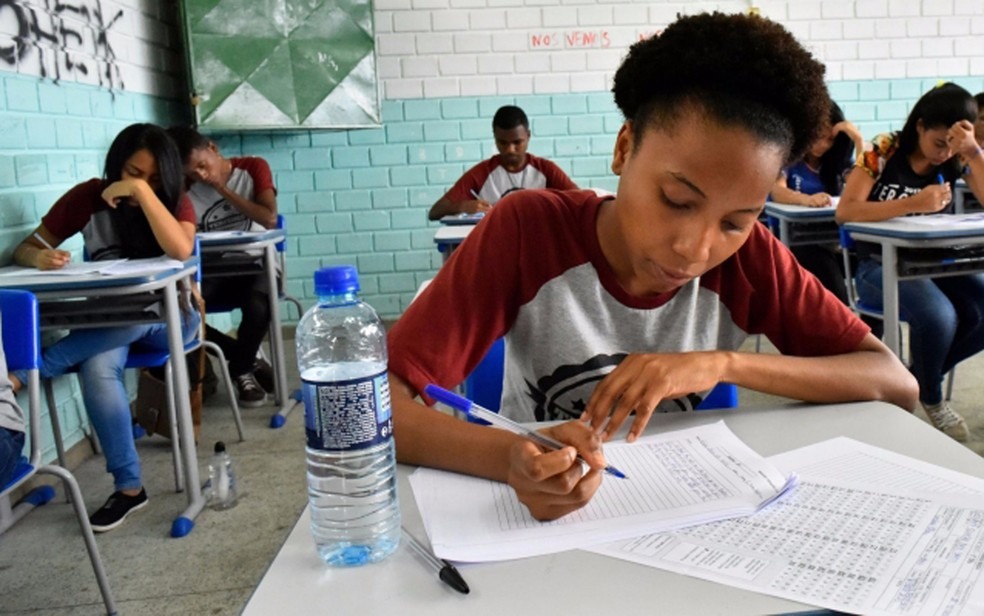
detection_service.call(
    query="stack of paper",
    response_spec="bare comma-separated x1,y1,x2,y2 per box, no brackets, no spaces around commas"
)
588,438,984,615
409,421,796,562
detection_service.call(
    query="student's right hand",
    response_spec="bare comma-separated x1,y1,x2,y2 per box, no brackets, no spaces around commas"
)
804,192,833,207
34,248,71,270
911,184,952,214
461,199,493,214
506,421,605,521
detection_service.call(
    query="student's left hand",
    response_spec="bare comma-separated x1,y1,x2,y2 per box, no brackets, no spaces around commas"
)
102,179,148,208
947,120,979,159
580,351,724,442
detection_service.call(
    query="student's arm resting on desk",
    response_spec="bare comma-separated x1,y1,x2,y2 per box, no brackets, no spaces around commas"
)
835,166,949,223
770,175,832,207
212,184,277,229
582,334,918,441
389,371,607,521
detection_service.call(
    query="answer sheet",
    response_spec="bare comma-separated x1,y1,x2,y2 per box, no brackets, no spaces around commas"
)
588,438,984,616
410,421,794,562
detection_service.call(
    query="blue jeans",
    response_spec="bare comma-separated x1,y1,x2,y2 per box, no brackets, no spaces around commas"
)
29,311,200,491
856,260,984,405
0,427,26,489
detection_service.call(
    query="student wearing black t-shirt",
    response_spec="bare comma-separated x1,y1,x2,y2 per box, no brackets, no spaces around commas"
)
837,83,984,442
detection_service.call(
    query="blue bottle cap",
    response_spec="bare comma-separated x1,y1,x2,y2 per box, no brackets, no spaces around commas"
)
314,265,360,296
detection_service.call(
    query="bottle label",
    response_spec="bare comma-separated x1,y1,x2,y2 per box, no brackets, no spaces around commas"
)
302,370,393,451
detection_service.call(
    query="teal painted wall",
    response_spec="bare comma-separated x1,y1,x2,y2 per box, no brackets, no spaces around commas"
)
0,72,186,460
209,75,984,321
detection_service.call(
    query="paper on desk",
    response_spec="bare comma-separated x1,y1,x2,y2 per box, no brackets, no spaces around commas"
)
0,260,127,277
409,420,795,562
198,230,258,240
97,257,185,276
588,437,984,616
900,212,984,226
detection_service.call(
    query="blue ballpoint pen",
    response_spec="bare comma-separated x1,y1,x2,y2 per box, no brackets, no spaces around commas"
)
938,171,946,185
424,384,628,479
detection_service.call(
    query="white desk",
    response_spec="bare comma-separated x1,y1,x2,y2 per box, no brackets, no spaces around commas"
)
0,260,208,536
243,401,984,615
440,213,485,225
763,201,839,247
198,229,291,425
433,225,474,264
843,215,984,356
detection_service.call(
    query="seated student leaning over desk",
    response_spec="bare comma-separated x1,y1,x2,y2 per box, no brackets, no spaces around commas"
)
427,105,578,221
167,126,278,408
836,83,984,443
388,13,917,523
8,123,199,532
770,102,865,308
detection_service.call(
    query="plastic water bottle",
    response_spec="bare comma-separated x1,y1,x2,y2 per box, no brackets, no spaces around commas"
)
296,265,400,566
206,441,237,510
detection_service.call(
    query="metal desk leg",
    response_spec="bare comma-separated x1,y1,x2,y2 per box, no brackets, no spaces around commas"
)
779,219,791,246
164,282,205,537
265,245,294,428
881,243,902,357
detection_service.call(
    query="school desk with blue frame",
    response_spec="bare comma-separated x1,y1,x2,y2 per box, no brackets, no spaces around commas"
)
241,399,984,615
843,213,984,358
0,259,209,537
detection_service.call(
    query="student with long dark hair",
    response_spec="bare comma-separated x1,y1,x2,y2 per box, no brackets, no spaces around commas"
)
771,102,864,304
837,83,984,442
387,13,916,521
10,123,199,531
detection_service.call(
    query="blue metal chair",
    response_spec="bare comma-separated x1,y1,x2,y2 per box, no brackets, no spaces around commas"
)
0,290,117,615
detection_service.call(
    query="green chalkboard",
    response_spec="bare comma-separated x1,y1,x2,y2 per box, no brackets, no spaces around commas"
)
180,0,379,130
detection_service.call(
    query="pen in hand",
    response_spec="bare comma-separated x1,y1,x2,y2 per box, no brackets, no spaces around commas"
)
33,232,56,251
402,526,470,595
424,384,628,479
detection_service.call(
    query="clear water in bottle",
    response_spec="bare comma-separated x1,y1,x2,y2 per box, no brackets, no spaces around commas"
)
297,266,400,567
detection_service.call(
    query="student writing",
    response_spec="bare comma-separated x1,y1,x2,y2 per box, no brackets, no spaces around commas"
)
388,13,917,521
427,105,578,220
836,83,984,442
9,124,199,532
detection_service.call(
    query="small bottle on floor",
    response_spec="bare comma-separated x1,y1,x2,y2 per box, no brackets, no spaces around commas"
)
206,441,238,510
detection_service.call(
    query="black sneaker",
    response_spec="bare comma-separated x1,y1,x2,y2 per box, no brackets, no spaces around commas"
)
252,358,275,393
89,489,148,533
235,372,267,407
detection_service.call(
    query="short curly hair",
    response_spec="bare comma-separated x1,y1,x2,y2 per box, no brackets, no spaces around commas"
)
612,12,829,165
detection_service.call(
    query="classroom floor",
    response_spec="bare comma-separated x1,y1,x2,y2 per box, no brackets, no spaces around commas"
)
2,334,982,615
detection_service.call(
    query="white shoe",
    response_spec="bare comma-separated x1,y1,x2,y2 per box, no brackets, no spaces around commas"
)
923,401,969,442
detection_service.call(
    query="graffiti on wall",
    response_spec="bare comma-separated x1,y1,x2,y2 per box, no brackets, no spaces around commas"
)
0,0,124,91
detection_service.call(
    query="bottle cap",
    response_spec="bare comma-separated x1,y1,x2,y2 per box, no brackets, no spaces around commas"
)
314,265,360,296
214,441,226,454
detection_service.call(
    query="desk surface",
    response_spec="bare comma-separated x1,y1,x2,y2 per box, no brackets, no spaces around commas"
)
434,225,474,244
764,200,838,219
198,229,286,249
0,259,197,294
440,213,485,225
243,401,984,615
844,214,984,240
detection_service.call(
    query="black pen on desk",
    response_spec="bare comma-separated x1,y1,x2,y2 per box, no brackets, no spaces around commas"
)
402,526,470,594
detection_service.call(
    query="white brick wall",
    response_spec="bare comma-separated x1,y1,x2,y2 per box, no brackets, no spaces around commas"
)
376,0,983,100
0,0,182,97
